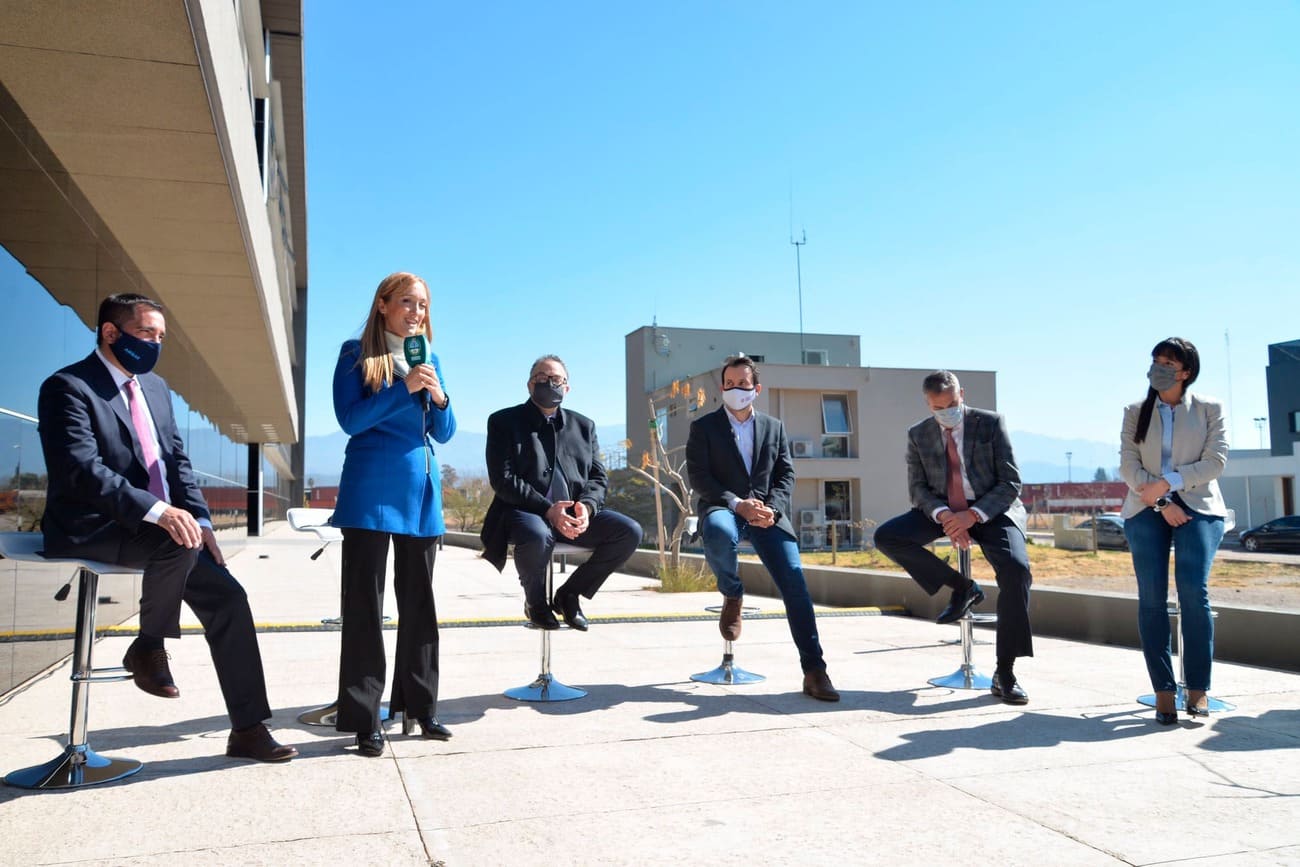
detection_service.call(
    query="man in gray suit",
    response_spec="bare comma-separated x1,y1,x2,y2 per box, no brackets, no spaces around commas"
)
874,370,1034,703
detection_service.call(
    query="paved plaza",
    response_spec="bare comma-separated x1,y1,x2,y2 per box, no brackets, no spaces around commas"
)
1,524,1298,866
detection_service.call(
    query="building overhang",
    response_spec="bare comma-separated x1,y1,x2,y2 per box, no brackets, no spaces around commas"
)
0,0,305,446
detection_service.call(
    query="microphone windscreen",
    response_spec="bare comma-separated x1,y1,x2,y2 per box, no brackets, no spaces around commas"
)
402,334,429,367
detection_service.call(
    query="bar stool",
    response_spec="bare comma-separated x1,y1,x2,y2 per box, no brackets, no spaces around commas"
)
1136,601,1235,713
690,602,766,684
284,508,390,727
927,548,995,691
0,532,143,789
505,542,587,702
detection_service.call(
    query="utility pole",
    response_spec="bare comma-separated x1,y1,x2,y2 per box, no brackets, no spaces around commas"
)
1066,451,1073,483
791,229,806,363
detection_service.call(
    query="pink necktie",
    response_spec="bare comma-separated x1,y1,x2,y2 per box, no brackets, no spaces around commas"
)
126,379,167,500
944,428,966,513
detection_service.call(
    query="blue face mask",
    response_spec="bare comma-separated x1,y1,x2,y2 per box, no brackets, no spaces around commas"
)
933,403,963,429
109,329,162,376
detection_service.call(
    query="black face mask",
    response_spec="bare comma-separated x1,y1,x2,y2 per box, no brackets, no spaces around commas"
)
531,381,564,410
109,329,162,375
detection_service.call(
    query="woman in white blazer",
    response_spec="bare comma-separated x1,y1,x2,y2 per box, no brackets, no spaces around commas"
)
1120,337,1227,724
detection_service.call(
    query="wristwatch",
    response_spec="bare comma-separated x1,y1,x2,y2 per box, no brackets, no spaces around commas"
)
1153,495,1171,512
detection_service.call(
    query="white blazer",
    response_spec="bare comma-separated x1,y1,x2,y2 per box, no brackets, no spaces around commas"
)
1119,391,1227,519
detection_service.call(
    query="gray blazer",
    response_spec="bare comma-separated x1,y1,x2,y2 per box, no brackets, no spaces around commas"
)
1119,392,1227,519
905,407,1027,536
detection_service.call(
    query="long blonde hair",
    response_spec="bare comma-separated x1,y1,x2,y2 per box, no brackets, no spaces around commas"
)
357,272,433,393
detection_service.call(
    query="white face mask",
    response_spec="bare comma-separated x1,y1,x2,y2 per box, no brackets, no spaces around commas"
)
933,403,963,429
722,387,757,412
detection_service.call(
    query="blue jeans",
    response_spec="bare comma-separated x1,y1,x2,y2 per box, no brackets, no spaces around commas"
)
1125,505,1224,693
700,509,826,673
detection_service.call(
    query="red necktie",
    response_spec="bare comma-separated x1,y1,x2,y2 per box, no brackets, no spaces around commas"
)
126,379,167,500
944,428,966,513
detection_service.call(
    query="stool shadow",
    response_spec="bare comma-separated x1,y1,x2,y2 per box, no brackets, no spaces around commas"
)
1197,708,1300,753
874,709,1193,762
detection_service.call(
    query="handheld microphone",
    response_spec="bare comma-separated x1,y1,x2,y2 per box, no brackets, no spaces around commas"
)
402,334,431,410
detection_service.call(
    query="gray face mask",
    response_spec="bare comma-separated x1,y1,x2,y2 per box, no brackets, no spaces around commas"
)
1147,362,1180,393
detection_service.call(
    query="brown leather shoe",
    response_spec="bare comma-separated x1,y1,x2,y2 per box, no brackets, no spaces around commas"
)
719,595,743,641
122,643,179,698
802,669,840,702
226,724,298,763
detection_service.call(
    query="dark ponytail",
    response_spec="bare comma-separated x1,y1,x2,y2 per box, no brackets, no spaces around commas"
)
1133,337,1200,445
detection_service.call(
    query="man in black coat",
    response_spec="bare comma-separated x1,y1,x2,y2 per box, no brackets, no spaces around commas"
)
481,355,642,630
38,293,296,762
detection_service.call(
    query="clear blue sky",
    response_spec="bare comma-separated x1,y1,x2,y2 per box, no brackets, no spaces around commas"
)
303,2,1299,450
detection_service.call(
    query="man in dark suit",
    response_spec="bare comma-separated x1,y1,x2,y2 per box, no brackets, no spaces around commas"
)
481,355,642,630
686,355,839,702
874,370,1034,704
38,293,296,762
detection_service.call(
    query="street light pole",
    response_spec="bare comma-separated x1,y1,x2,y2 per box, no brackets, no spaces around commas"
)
1253,416,1267,449
1065,451,1073,483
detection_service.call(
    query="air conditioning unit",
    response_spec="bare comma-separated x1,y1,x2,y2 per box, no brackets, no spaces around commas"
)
799,528,825,549
802,348,829,365
791,439,814,458
799,509,824,527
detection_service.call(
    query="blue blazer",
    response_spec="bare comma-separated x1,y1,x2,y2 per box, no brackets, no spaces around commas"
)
331,340,456,537
38,352,210,560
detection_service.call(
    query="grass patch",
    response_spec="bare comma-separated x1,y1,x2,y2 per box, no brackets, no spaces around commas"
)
799,545,1300,582
652,561,718,593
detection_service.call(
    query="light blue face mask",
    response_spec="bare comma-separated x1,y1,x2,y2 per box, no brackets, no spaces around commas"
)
933,403,963,429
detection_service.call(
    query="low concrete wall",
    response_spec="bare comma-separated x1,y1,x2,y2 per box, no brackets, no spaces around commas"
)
443,532,1300,673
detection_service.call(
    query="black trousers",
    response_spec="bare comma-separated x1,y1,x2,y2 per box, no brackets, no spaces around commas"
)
335,528,440,733
505,508,642,605
113,523,273,731
874,508,1034,661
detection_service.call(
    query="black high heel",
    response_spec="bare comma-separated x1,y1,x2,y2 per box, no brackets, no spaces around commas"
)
402,713,452,741
1154,690,1177,726
1186,691,1211,717
356,731,385,756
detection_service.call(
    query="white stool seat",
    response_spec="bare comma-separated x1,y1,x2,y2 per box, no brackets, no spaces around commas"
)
286,507,343,543
0,531,143,789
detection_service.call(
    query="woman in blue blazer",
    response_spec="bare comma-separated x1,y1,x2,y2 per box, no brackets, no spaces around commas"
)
332,272,456,756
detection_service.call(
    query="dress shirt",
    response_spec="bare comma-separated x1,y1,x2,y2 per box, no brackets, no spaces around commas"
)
722,407,756,510
929,408,989,524
1156,401,1185,492
94,348,211,530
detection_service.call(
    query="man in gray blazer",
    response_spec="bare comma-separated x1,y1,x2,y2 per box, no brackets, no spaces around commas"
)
686,355,838,701
874,370,1034,704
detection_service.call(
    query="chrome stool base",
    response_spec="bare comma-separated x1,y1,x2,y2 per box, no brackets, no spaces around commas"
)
1137,688,1236,713
298,702,392,728
926,550,995,691
4,746,141,790
505,673,587,702
691,641,766,684
1134,603,1234,714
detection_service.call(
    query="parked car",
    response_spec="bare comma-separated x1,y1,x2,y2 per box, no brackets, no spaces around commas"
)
1074,515,1127,550
1238,515,1300,552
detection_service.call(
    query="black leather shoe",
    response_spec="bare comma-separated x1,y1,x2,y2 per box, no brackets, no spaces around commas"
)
355,731,385,757
551,592,589,631
937,582,986,624
226,724,298,762
402,715,452,741
990,670,1029,705
122,641,180,698
524,602,560,630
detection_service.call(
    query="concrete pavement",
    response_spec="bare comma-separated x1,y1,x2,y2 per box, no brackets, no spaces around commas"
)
1,523,1298,865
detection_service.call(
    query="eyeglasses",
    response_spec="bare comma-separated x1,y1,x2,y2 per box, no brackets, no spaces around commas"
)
531,375,567,388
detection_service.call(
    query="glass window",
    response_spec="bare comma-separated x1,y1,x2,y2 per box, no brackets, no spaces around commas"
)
821,395,851,434
824,480,851,522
